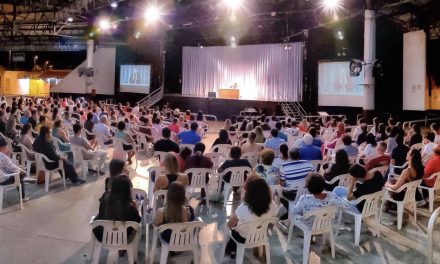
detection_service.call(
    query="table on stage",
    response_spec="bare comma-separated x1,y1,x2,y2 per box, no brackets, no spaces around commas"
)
218,88,240,99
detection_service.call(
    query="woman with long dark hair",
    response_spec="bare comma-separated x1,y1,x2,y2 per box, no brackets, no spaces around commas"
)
93,175,141,242
212,129,232,147
272,143,289,167
224,177,277,258
153,182,195,242
385,148,424,201
324,149,350,191
185,143,213,198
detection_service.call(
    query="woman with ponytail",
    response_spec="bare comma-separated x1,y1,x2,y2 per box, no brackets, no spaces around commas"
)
185,143,213,198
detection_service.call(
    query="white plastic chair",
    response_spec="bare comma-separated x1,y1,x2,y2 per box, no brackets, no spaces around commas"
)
114,138,138,170
221,167,252,207
149,220,206,264
427,207,440,264
389,162,408,180
153,151,168,163
180,143,195,151
34,152,66,192
136,131,151,155
0,172,23,213
418,172,440,212
337,191,382,246
71,145,90,180
287,206,337,264
131,188,148,226
242,152,260,168
88,220,141,264
368,165,389,177
220,217,277,264
325,173,351,188
205,152,225,170
147,166,165,209
210,144,233,156
18,144,36,177
184,168,213,209
310,160,324,172
51,137,71,158
95,132,114,150
379,179,422,230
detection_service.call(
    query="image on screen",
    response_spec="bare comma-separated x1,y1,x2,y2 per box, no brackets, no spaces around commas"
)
318,61,365,107
120,65,151,94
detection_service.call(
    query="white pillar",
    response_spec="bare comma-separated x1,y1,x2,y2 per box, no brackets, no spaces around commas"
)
363,10,375,110
86,39,94,94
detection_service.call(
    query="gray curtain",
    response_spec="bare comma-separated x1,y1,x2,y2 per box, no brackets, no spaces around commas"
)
182,43,303,101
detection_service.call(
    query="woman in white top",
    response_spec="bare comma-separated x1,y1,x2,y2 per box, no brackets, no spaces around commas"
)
241,132,262,154
225,177,277,258
360,133,377,160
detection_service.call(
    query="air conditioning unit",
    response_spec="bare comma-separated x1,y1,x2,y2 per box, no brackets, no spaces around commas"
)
78,67,95,77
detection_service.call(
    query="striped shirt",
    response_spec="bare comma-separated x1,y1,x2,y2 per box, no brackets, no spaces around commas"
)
264,137,286,152
280,160,314,187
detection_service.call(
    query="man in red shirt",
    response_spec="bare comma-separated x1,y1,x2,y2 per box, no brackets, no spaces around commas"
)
364,142,391,172
423,144,440,188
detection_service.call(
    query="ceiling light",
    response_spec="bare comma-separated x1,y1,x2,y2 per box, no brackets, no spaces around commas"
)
320,0,343,13
67,17,74,22
98,18,111,31
110,1,118,8
223,0,242,10
134,31,141,39
145,6,161,24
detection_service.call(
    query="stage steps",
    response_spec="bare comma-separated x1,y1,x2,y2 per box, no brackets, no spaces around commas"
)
280,102,307,120
137,87,163,109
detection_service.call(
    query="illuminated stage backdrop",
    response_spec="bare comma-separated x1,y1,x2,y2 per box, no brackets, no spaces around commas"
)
182,43,303,102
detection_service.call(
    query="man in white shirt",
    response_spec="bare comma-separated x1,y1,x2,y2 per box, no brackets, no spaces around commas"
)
70,124,107,174
151,117,163,143
94,116,113,145
423,132,437,157
431,123,440,144
0,137,28,200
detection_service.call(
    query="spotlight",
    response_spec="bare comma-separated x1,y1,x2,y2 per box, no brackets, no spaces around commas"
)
223,0,242,10
320,0,343,13
134,31,141,39
336,30,344,40
145,6,161,24
67,17,74,22
230,36,237,47
110,1,118,8
98,18,111,31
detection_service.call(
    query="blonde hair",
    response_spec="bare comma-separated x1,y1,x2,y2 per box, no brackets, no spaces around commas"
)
224,119,232,130
163,152,180,175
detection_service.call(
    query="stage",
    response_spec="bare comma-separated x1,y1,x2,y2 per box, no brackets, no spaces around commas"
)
159,94,281,120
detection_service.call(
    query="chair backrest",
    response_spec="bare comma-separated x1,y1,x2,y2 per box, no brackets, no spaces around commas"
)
152,190,168,215
430,172,440,190
233,217,277,247
154,151,168,163
157,221,207,250
368,165,389,177
423,153,433,166
210,144,232,156
131,188,148,216
222,166,252,187
205,152,225,169
184,168,212,188
329,173,351,187
34,151,57,171
357,191,382,217
310,160,323,172
241,152,260,168
287,180,309,203
70,144,84,165
180,144,195,152
427,207,440,264
148,166,165,179
349,156,359,164
401,179,423,203
90,220,141,249
302,206,336,234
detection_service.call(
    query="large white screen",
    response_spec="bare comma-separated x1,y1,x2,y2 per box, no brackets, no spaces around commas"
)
120,65,151,94
318,61,365,107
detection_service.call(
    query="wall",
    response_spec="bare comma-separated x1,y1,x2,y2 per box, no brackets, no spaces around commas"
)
52,47,116,95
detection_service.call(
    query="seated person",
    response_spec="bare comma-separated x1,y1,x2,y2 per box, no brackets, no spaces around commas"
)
212,129,232,148
115,121,135,164
154,127,180,153
93,175,141,242
218,146,252,191
422,132,437,157
94,115,113,145
285,173,348,229
264,128,286,152
390,134,410,175
275,122,288,142
359,133,377,161
421,145,440,199
364,141,391,172
355,124,368,146
70,124,107,174
241,132,262,153
255,149,280,185
272,143,289,167
153,152,189,192
308,127,322,147
224,177,277,258
153,182,195,242
385,148,424,202
299,134,322,161
254,126,266,143
333,164,384,213
176,122,201,144
33,126,84,185
324,149,350,191
339,134,359,157
105,159,130,192
0,137,27,200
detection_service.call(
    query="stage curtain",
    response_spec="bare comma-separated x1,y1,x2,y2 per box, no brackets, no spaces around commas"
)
182,43,303,101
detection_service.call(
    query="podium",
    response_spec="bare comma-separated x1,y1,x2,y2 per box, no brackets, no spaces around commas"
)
219,89,240,99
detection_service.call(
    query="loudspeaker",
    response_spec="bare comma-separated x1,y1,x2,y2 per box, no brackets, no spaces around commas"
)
208,92,216,98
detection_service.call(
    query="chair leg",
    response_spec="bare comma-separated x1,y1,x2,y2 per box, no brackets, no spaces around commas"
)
0,188,4,213
374,213,381,238
354,216,361,246
86,236,96,262
45,171,50,192
287,219,294,245
429,189,434,213
329,230,336,259
397,203,403,230
219,237,228,264
18,184,23,210
192,247,200,264
223,186,230,208
302,233,311,264
26,162,31,177
413,202,417,222
127,247,134,264
159,246,169,264
379,199,385,224
236,245,245,264
149,230,158,264
265,242,271,264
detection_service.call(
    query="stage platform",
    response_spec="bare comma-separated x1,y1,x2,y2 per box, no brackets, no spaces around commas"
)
160,94,280,120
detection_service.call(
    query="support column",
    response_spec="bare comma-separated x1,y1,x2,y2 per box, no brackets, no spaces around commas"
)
363,9,375,111
86,39,94,95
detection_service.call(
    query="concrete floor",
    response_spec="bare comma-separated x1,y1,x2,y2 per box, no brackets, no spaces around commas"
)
0,121,439,264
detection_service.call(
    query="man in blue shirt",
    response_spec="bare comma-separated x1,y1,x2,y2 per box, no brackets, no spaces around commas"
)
264,128,286,152
299,134,323,160
340,134,359,157
176,122,201,144
275,122,288,142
